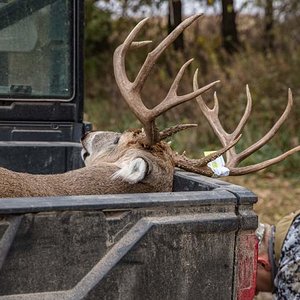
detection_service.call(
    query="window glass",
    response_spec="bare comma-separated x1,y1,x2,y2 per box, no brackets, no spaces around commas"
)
0,0,73,100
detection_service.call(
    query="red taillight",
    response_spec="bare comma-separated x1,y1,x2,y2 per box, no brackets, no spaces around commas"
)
236,232,258,300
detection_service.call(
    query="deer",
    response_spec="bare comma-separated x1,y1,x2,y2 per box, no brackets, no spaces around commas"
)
0,14,299,198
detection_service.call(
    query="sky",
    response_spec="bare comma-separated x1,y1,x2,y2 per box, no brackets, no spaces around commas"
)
97,0,259,17
183,0,258,15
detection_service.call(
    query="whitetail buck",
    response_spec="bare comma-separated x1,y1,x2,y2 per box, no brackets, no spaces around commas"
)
0,14,299,198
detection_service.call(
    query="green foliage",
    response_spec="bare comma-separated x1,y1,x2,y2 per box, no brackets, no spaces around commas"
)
85,1,113,73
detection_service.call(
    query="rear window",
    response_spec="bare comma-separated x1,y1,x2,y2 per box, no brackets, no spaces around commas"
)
0,0,74,101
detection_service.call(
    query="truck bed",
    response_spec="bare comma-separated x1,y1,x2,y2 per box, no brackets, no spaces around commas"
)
0,171,257,300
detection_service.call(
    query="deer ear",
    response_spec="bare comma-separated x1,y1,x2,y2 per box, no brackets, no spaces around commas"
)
112,158,149,184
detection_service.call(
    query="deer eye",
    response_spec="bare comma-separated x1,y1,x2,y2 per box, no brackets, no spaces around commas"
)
113,136,120,144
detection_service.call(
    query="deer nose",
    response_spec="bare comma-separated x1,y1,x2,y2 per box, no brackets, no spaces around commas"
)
81,131,92,142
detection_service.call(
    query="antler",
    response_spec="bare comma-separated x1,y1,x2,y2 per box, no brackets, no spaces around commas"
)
113,14,219,146
191,69,300,176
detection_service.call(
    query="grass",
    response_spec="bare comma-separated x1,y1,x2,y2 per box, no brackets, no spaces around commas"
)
225,173,300,225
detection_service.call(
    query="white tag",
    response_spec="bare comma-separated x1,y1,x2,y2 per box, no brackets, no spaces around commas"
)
204,151,230,177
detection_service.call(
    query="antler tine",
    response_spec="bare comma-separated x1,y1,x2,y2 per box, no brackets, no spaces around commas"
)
193,69,226,142
144,61,219,145
159,124,198,140
194,69,237,163
194,134,242,167
235,88,293,165
223,84,253,164
113,19,149,120
193,71,253,157
144,60,219,144
130,41,153,50
232,85,253,138
153,60,220,117
229,145,300,175
193,69,220,115
120,17,150,54
133,14,203,93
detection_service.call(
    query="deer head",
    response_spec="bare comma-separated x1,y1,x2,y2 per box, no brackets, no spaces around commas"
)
77,14,229,191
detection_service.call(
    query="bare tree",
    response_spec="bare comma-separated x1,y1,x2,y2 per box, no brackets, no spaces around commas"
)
221,0,240,53
196,0,240,53
264,0,274,50
168,0,184,50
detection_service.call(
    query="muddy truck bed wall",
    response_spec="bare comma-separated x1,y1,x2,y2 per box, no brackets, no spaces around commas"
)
0,171,257,300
